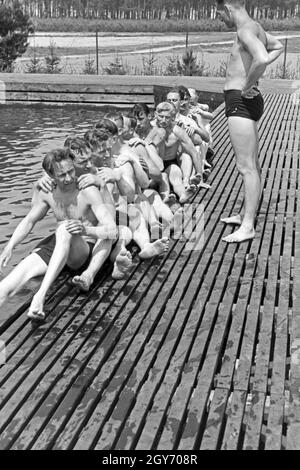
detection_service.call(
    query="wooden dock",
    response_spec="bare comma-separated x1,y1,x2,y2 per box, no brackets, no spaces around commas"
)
1,73,299,110
0,86,299,450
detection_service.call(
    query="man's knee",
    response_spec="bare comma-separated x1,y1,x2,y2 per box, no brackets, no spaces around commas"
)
236,159,257,176
56,222,72,243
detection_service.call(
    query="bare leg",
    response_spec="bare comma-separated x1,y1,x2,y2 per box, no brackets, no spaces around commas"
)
72,238,113,291
128,205,169,259
28,223,90,319
0,253,47,308
222,116,260,243
167,165,196,204
159,171,176,204
110,225,133,280
179,152,193,187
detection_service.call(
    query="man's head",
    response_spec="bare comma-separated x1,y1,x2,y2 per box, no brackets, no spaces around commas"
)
64,136,95,176
131,103,151,135
155,101,176,129
121,115,136,141
104,112,124,135
167,87,190,113
166,90,181,114
215,1,245,28
43,148,76,191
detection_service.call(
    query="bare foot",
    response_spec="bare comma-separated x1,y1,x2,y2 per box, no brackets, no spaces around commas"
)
27,293,46,322
172,208,184,238
221,214,242,225
198,181,211,189
150,219,163,239
222,227,255,243
112,248,132,279
189,173,201,186
139,237,169,259
179,185,196,204
163,193,177,205
72,273,93,292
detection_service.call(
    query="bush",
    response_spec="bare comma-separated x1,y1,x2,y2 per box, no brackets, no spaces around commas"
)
82,57,97,74
102,56,128,75
44,41,62,73
0,1,34,72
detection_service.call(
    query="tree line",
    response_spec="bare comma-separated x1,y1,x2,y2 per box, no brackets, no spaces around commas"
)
1,0,300,20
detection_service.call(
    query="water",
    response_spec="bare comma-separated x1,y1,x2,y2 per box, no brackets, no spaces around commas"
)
0,105,105,317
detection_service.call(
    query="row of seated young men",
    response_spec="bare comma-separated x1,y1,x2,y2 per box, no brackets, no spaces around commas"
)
0,86,214,321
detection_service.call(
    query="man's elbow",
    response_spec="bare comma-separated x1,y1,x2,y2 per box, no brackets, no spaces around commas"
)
255,54,269,66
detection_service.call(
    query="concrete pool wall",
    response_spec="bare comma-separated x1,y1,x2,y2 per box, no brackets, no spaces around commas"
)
0,74,299,112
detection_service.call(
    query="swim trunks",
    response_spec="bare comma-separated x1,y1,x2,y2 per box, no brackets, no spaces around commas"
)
224,89,264,122
32,233,94,266
163,158,178,171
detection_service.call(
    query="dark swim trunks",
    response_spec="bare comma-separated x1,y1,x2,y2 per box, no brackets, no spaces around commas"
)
163,158,178,171
32,233,94,267
224,89,264,122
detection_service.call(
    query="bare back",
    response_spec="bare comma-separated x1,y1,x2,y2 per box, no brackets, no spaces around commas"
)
225,20,267,90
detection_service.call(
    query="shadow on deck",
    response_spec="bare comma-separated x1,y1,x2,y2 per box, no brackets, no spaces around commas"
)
0,89,300,450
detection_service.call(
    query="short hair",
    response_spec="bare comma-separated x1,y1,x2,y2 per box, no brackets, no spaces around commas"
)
124,114,137,130
156,101,176,116
131,103,151,117
94,118,119,136
104,111,124,127
167,86,190,101
42,148,74,177
84,128,111,151
64,136,88,155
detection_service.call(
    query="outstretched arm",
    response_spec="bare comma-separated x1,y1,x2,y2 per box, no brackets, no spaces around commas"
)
0,192,49,271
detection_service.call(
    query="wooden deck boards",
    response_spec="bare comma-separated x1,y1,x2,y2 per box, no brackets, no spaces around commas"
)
0,89,299,450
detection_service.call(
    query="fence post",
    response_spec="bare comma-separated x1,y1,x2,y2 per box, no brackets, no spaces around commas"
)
96,29,99,75
186,24,189,49
282,37,288,79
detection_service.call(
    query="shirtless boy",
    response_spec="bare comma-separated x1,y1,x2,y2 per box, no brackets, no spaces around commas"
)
0,148,117,320
148,101,201,204
216,0,283,243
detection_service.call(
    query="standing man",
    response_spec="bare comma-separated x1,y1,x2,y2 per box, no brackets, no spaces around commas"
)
216,1,283,242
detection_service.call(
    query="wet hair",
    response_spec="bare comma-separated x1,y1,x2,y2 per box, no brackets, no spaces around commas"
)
178,85,191,100
42,148,74,177
64,136,88,155
104,112,124,127
131,103,151,118
124,114,137,130
167,86,190,102
94,118,119,136
156,101,176,116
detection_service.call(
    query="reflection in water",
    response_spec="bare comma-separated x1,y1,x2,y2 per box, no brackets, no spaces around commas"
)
0,105,106,316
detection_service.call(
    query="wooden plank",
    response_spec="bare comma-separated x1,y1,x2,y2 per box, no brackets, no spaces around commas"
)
6,91,155,105
200,388,230,450
242,391,266,450
221,390,248,450
264,393,285,450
